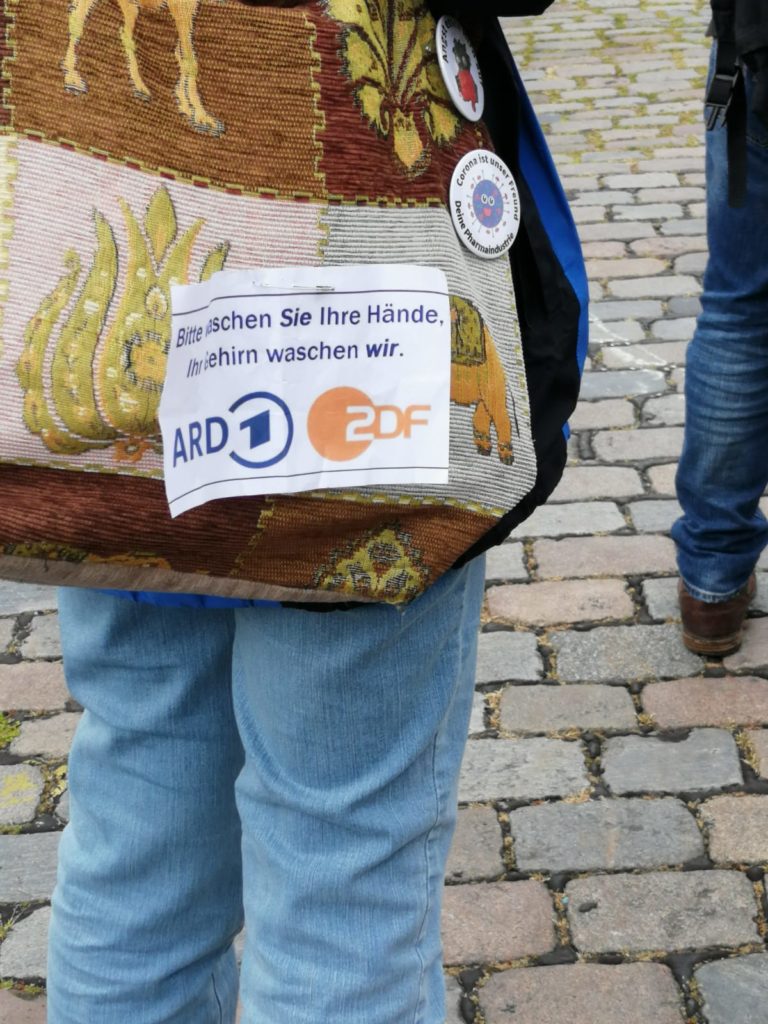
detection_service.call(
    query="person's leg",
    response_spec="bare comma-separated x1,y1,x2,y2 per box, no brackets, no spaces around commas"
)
48,590,244,1024
232,557,486,1024
672,65,768,601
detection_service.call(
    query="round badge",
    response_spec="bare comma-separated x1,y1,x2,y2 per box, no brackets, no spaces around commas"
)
435,16,484,122
449,149,521,260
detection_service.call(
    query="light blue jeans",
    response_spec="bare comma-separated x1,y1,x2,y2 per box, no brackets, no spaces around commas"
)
672,60,768,600
47,557,485,1024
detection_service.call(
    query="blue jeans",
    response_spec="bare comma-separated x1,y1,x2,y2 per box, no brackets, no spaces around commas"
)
672,63,768,601
47,557,485,1024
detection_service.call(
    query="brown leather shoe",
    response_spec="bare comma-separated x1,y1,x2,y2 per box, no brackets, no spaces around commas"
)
679,573,757,656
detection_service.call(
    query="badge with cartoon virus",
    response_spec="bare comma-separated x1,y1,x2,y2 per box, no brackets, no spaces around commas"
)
450,149,521,259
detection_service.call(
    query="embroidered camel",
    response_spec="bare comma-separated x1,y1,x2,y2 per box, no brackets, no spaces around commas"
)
62,0,223,135
450,296,515,466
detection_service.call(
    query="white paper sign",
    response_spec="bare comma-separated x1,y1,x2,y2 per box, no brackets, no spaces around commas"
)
159,264,451,517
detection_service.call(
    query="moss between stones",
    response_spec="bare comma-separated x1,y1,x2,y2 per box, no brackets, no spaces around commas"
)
0,713,19,749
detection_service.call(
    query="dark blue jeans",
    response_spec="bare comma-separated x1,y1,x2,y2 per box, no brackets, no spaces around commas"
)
672,61,768,601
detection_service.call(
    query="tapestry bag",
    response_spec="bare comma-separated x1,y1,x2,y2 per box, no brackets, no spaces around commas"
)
0,0,586,605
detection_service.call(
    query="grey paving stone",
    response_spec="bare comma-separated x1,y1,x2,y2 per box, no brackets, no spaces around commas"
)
484,542,528,583
602,729,743,795
56,787,70,824
579,369,667,400
572,205,608,224
701,795,768,864
637,158,704,174
671,367,686,390
481,963,683,1024
634,69,697,85
584,239,632,259
646,463,678,497
600,342,687,370
639,187,705,205
750,571,768,614
0,833,61,901
675,251,708,274
475,632,542,685
642,577,680,620
562,176,601,192
551,624,701,682
650,316,697,339
592,427,684,462
581,366,671,401
11,713,81,758
535,534,677,579
613,203,684,222
549,466,642,502
469,693,486,735
723,618,768,674
458,738,588,803
510,501,625,538
21,614,62,659
566,871,760,954
510,797,703,872
487,579,633,627
586,257,666,280
234,930,245,969
574,191,634,208
628,499,683,533
0,582,57,616
0,619,14,652
695,955,768,1024
642,394,685,426
668,296,702,317
0,906,51,979
445,976,463,1024
660,217,706,235
589,319,646,345
607,275,700,299
632,236,705,259
500,683,636,735
0,764,44,825
568,399,635,431
604,172,680,189
578,221,656,242
446,807,504,882
589,300,665,322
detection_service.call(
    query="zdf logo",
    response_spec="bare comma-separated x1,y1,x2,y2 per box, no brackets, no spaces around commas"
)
307,387,431,462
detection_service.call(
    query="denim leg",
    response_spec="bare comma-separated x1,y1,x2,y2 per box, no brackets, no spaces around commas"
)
232,557,485,1024
672,66,768,600
48,590,244,1024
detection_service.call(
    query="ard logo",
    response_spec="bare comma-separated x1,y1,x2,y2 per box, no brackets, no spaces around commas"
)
62,0,223,135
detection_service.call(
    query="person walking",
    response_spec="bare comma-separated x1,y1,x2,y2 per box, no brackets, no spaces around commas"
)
673,0,768,656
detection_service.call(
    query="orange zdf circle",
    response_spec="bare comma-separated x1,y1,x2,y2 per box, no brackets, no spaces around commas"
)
307,386,373,461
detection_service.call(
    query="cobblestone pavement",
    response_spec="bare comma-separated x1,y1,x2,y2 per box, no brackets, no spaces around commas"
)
3,1,768,1022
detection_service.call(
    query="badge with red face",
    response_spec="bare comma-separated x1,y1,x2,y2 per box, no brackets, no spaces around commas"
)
435,16,485,122
449,149,521,260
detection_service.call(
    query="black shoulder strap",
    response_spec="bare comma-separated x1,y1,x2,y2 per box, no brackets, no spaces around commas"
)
707,0,748,207
707,0,768,207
